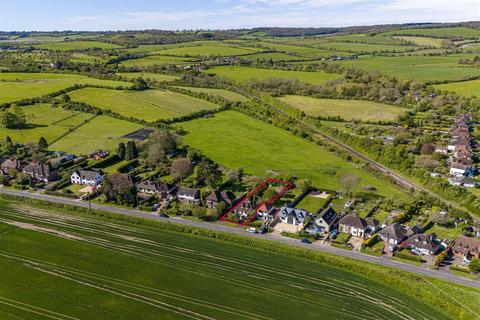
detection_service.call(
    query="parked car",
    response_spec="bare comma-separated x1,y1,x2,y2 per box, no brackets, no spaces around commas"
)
301,238,311,244
247,227,257,234
159,213,169,218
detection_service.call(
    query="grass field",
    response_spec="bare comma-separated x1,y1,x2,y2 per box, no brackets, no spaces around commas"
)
117,72,179,82
206,66,341,85
393,36,444,47
256,42,345,58
240,52,303,61
69,52,108,64
174,86,249,102
381,27,480,39
315,42,418,53
0,104,92,145
179,111,406,197
155,44,260,57
0,72,130,104
333,55,480,82
0,199,474,320
49,115,143,154
119,55,193,67
279,96,408,121
324,34,409,45
296,194,329,213
33,41,122,51
67,88,218,121
433,79,480,97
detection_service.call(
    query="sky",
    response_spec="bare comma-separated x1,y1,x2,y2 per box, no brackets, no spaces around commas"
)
0,0,479,31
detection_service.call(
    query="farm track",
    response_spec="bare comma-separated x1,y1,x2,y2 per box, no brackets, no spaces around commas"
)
238,91,475,217
0,205,448,320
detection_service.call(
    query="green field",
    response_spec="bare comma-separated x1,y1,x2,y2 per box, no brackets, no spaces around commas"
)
315,42,418,53
117,72,179,82
179,111,405,197
296,194,329,213
0,72,130,104
155,45,260,57
279,96,408,121
119,55,193,67
333,55,480,82
67,88,218,121
0,103,92,145
325,34,409,45
69,52,108,63
381,27,480,39
0,199,475,320
33,41,122,51
240,52,303,61
206,66,341,85
256,42,344,58
393,36,444,47
174,86,249,102
49,115,143,154
433,79,480,97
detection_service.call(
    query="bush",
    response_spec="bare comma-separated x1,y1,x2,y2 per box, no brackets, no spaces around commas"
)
449,264,471,274
394,250,423,262
44,190,77,199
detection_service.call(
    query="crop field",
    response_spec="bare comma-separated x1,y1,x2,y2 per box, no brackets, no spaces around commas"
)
119,55,194,67
206,66,341,85
174,86,249,102
179,111,406,197
122,41,241,54
279,96,408,121
117,72,179,82
255,42,344,58
324,34,409,45
33,40,122,51
155,44,261,57
315,42,418,53
393,36,444,47
433,79,480,97
49,115,143,154
240,52,303,61
0,103,92,145
0,199,473,320
69,52,108,63
67,88,218,121
0,72,131,104
380,27,480,39
333,55,480,82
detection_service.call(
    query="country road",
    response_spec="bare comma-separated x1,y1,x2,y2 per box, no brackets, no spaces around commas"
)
0,187,478,290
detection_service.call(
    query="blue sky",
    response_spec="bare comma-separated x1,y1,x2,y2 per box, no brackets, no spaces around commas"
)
0,0,479,31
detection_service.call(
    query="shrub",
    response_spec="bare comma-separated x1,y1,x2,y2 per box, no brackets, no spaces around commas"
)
394,250,423,262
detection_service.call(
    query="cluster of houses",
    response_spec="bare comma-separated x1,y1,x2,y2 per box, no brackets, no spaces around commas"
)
436,114,477,188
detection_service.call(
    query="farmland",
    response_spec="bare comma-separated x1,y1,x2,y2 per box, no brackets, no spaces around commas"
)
380,27,480,39
48,115,143,154
155,44,260,57
433,79,480,97
206,66,341,85
0,199,471,320
117,72,179,82
393,36,444,47
279,96,408,121
33,40,123,51
179,111,406,197
0,73,130,104
332,55,480,82
315,42,418,53
174,86,249,102
119,55,194,67
67,88,219,121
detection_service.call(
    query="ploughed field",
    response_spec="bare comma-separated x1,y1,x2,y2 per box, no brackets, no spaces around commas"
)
179,111,406,198
279,96,408,121
0,199,467,320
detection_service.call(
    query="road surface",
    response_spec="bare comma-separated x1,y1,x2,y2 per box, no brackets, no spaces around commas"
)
0,187,478,289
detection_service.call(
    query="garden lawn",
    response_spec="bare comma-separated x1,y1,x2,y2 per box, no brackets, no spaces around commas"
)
0,199,464,320
0,72,130,104
34,41,122,51
49,115,143,154
174,86,249,102
334,55,480,82
179,111,406,198
117,72,179,82
0,104,92,145
433,79,480,98
206,66,340,85
67,88,218,121
279,96,408,121
296,195,328,213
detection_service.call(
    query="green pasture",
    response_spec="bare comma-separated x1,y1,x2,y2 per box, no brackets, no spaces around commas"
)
179,111,406,197
33,41,122,51
119,55,193,67
0,72,130,104
69,52,108,63
174,86,249,102
325,34,409,45
67,88,218,121
380,27,480,39
279,96,408,121
240,52,303,61
117,72,179,82
256,42,343,58
155,44,260,57
315,42,418,53
393,36,444,47
49,115,143,154
205,66,341,85
0,199,472,320
433,79,480,97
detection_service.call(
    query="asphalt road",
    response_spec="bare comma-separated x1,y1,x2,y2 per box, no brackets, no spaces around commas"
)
0,187,478,289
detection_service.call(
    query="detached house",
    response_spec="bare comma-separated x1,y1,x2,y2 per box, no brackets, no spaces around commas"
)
406,233,441,255
338,214,367,238
279,207,309,227
454,235,480,261
205,190,236,208
71,169,104,186
22,163,59,183
378,222,406,252
256,203,277,220
136,180,177,200
313,207,338,234
177,187,200,205
0,159,22,174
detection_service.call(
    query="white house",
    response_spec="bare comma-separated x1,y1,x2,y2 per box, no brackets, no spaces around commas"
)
450,163,467,176
71,170,104,186
279,207,309,226
177,187,200,205
338,214,367,238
